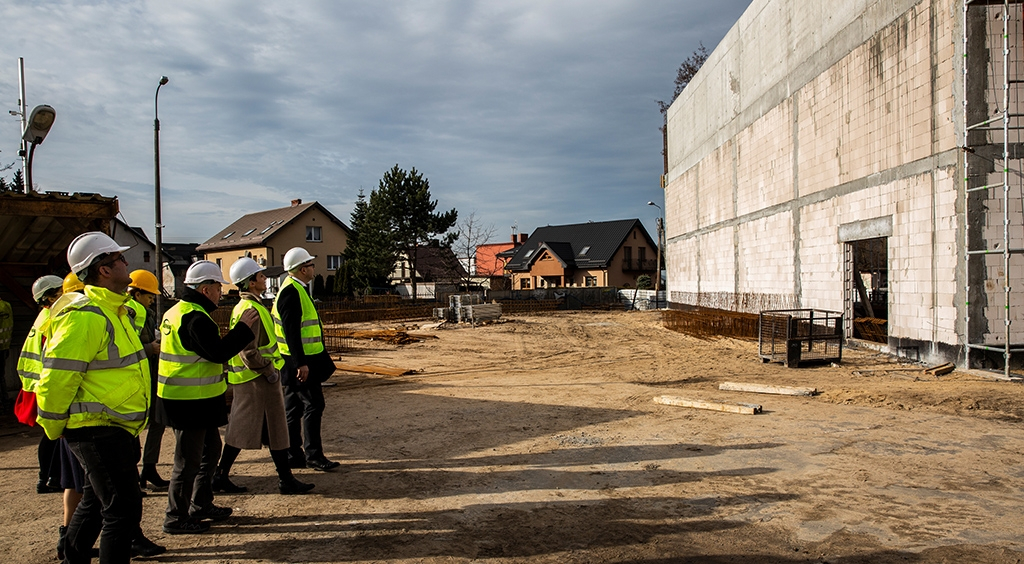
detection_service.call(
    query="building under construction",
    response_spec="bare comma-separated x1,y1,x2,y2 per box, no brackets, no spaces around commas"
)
663,0,1022,375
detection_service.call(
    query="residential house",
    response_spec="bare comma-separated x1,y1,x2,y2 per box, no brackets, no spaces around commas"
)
159,242,201,298
197,199,351,294
110,218,156,272
504,219,658,290
475,233,527,290
391,245,468,299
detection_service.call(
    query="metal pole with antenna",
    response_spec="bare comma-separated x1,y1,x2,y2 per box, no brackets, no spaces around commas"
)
17,58,28,192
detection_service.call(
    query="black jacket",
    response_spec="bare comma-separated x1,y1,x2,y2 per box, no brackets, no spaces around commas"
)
277,280,335,386
162,287,255,430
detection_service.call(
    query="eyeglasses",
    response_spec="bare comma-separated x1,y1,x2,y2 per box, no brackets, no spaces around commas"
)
97,254,128,268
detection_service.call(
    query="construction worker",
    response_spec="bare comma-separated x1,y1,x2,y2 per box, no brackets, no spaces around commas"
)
35,232,150,563
16,275,64,494
215,257,315,495
273,247,338,471
0,294,12,410
127,269,169,491
158,260,257,534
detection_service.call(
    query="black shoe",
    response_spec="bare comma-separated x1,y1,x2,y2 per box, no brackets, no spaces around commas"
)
306,458,340,472
212,474,248,493
131,534,166,557
57,525,66,560
46,477,61,490
287,457,306,469
191,504,233,521
37,480,61,494
279,477,315,495
162,518,210,535
140,464,170,490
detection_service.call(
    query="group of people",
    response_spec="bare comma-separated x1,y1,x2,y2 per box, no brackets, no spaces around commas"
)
12,231,337,563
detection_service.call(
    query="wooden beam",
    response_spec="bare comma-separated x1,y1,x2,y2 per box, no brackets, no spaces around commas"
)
653,395,761,415
719,382,818,396
333,362,415,377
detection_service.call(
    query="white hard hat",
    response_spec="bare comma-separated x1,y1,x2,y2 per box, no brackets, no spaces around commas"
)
184,260,229,285
229,257,265,285
67,231,129,276
283,247,316,271
32,275,64,302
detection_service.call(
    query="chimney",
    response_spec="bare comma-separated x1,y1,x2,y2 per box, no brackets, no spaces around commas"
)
520,233,528,244
291,198,302,207
511,233,517,244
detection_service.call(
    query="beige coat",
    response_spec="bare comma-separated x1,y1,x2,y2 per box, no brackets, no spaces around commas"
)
223,293,289,450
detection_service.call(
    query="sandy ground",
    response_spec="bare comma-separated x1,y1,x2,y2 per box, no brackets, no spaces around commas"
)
2,310,1024,563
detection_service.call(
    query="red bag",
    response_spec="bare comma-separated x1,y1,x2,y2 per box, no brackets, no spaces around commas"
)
13,389,37,426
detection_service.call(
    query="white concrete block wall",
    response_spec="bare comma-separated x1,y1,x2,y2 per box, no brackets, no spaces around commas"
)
663,0,977,359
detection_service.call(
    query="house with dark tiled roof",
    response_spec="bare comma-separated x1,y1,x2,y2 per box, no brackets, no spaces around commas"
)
197,199,351,293
390,244,469,299
505,219,658,289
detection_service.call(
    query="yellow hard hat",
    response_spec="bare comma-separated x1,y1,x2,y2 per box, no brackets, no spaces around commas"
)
129,269,160,295
62,272,85,294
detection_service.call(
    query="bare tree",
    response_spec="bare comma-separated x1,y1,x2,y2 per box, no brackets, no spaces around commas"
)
450,211,497,292
657,43,710,174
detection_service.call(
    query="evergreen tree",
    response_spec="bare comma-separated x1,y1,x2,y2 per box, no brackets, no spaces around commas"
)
377,165,457,301
345,189,396,294
11,169,25,192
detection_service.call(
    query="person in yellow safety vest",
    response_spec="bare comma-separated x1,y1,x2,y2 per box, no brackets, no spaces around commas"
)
214,257,315,496
272,247,338,472
157,260,257,535
16,275,64,494
35,232,149,563
0,295,12,410
126,269,170,492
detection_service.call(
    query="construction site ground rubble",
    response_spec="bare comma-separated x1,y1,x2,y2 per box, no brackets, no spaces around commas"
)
2,309,1023,563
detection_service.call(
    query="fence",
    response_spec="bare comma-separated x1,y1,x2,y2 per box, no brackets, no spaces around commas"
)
662,306,761,340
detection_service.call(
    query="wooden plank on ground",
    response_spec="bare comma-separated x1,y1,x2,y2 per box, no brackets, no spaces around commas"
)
719,382,818,396
334,362,415,377
924,362,955,376
653,395,762,415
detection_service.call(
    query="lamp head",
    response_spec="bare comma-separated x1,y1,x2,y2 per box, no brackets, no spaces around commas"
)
22,105,55,145
159,76,169,85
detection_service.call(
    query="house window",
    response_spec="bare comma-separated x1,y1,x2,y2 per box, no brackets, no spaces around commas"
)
639,247,646,267
243,228,256,236
215,258,222,267
306,226,322,242
520,278,531,289
585,276,597,287
327,255,342,270
579,246,590,256
143,251,150,263
222,231,235,240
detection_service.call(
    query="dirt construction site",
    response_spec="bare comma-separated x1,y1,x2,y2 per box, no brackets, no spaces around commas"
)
2,309,1024,563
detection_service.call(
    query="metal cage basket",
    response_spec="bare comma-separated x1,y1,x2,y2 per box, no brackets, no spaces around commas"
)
759,309,843,367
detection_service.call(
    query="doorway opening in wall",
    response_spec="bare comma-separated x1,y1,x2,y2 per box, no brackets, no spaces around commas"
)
846,237,888,343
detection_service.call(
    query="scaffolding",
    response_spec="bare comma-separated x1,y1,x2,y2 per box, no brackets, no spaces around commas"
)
962,0,1024,378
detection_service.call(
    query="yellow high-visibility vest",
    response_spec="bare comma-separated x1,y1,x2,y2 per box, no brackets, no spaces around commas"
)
227,298,283,384
16,308,49,393
35,287,150,440
157,300,226,400
272,276,324,357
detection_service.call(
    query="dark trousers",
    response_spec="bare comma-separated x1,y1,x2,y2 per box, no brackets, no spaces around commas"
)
64,426,142,564
38,433,61,483
142,420,166,466
166,426,221,524
283,381,325,462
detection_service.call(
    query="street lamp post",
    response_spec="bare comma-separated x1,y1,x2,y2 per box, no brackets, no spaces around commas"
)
154,76,168,318
647,201,664,308
22,105,56,194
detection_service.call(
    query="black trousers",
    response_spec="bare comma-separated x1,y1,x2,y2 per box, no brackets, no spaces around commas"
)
64,426,142,564
166,426,221,524
283,381,325,462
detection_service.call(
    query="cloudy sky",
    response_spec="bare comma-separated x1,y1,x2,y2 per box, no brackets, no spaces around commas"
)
1,0,751,245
